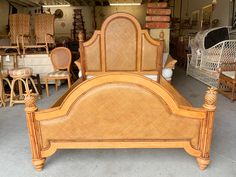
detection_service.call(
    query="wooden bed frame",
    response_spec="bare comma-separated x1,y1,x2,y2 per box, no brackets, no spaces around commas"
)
24,13,217,171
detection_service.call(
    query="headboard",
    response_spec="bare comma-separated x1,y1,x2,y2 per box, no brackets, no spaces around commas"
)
78,13,164,82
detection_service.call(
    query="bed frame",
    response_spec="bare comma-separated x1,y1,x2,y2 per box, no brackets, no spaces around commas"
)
24,13,217,171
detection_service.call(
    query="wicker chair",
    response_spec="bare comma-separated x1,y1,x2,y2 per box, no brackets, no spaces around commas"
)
187,26,236,87
218,62,236,101
0,14,30,55
22,14,55,55
45,47,72,96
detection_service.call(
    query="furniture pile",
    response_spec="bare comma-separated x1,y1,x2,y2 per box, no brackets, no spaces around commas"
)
145,2,171,29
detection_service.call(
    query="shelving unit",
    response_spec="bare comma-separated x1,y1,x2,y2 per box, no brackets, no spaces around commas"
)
72,9,86,40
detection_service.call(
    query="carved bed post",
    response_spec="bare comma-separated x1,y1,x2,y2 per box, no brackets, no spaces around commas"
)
157,31,164,83
197,87,217,170
24,91,45,171
78,32,86,81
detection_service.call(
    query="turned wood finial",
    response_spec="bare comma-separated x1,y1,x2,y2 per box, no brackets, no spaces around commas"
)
159,30,164,41
78,31,85,42
197,158,210,171
24,90,37,112
203,87,217,110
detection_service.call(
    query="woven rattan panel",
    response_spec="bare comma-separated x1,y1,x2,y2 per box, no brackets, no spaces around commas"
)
39,83,200,149
141,35,158,71
105,18,137,71
35,14,54,44
51,49,70,69
84,36,101,71
9,14,30,44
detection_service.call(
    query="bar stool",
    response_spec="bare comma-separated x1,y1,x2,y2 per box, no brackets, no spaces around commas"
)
9,67,39,106
0,69,12,107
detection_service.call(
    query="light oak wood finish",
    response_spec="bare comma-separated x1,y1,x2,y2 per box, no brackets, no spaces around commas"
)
76,13,164,82
24,73,217,171
44,47,72,96
218,62,236,101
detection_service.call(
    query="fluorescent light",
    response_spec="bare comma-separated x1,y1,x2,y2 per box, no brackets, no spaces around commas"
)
42,4,70,8
110,3,141,6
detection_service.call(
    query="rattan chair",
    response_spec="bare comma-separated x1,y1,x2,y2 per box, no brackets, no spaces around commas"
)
22,14,55,55
0,14,30,55
218,62,236,101
45,47,72,96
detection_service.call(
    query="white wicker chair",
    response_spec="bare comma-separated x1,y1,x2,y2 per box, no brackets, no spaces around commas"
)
187,26,236,87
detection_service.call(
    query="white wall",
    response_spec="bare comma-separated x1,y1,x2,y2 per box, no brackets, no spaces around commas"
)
95,5,147,29
180,0,232,28
44,6,94,38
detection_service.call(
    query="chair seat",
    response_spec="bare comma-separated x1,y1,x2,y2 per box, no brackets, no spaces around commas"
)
1,69,9,78
9,67,32,78
47,71,70,77
222,71,235,79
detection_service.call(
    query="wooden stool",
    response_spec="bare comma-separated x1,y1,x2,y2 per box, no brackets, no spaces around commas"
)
9,67,39,106
0,69,12,107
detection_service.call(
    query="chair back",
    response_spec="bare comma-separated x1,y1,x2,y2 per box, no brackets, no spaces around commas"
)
35,14,55,44
9,14,30,45
50,47,72,71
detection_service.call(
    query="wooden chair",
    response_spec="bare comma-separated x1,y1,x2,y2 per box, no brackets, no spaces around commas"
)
22,14,55,55
45,47,72,96
218,62,236,101
0,14,30,55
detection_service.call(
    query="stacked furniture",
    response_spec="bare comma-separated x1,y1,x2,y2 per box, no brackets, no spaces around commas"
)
24,13,217,171
145,2,171,53
0,13,30,55
22,14,55,55
145,2,171,29
187,26,236,87
72,9,85,40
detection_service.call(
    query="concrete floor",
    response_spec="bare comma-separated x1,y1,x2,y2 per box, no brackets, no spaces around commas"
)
0,68,236,177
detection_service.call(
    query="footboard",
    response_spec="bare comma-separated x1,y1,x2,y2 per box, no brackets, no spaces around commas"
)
24,74,217,171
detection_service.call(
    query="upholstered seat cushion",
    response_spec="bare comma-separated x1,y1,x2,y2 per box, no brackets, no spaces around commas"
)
47,71,70,77
1,69,9,78
9,67,32,78
222,71,235,79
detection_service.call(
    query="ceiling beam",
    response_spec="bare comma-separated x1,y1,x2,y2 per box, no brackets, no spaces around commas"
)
8,0,40,7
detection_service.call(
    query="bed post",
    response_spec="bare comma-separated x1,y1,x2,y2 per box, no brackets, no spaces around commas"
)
24,91,45,171
78,31,86,81
157,31,164,83
197,87,217,170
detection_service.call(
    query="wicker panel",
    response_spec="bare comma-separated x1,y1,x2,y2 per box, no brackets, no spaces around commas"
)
141,34,158,71
105,18,137,71
84,36,101,71
188,40,236,87
9,14,30,44
50,48,71,70
35,14,55,44
40,83,200,149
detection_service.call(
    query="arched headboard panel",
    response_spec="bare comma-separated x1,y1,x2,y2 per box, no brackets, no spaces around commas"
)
79,13,164,80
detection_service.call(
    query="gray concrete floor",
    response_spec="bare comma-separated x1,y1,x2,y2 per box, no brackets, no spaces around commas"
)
0,68,236,177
